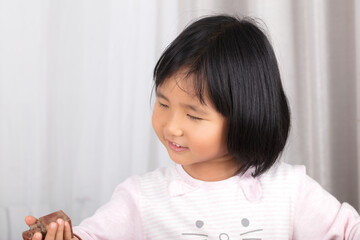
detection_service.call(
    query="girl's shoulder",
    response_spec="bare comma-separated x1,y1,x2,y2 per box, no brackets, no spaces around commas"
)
262,161,306,180
116,164,177,197
133,164,177,183
259,161,307,197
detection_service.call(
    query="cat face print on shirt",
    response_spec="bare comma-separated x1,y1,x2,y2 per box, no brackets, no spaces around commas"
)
181,218,263,240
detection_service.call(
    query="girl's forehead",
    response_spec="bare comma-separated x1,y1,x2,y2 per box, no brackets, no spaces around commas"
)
159,69,210,102
162,76,195,95
156,72,224,115
158,76,205,103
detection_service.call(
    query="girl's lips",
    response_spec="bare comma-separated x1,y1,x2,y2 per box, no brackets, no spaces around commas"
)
168,141,188,152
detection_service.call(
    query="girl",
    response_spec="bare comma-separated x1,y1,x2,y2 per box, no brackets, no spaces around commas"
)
25,15,360,239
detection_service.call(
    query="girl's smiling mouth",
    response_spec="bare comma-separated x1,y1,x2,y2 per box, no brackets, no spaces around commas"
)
168,141,188,152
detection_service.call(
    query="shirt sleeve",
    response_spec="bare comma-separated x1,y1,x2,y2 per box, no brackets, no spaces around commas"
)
72,177,144,240
293,172,360,239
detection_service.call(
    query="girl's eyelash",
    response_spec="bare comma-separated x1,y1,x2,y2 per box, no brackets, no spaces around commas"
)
187,114,202,121
158,102,202,120
159,102,168,108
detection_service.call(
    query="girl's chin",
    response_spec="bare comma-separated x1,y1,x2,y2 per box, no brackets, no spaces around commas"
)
168,154,193,165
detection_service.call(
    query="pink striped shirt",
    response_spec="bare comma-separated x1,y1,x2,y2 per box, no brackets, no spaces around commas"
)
73,162,360,239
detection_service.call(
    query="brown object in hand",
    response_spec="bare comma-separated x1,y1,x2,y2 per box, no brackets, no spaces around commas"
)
22,210,74,240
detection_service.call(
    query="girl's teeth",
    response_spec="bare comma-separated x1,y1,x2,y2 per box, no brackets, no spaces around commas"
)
173,142,181,147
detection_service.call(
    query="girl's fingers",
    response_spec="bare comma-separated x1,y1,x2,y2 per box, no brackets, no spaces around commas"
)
55,219,64,240
25,216,38,226
64,221,72,240
44,222,57,240
32,232,42,240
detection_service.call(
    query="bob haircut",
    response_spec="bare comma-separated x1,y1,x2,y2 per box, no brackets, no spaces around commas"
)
153,15,291,177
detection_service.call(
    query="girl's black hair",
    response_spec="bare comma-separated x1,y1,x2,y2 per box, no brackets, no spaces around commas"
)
153,15,291,177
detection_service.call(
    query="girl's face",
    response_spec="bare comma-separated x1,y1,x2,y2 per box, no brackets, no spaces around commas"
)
152,71,238,181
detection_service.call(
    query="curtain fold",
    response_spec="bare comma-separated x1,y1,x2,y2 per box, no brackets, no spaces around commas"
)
0,0,358,239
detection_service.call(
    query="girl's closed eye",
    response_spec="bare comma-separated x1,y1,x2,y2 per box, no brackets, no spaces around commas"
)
159,102,169,108
187,114,202,121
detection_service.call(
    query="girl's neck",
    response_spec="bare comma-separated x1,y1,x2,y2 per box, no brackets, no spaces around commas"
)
181,158,239,182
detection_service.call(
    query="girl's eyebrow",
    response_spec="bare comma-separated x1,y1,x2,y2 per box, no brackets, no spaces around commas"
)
156,91,168,101
156,90,208,115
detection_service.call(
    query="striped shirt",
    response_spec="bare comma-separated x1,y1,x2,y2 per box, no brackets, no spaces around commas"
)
74,161,360,239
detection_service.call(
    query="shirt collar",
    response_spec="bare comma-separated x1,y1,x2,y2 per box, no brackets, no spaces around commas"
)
169,164,263,202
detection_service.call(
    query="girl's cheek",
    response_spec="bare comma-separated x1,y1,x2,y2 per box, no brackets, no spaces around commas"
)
151,112,157,129
152,107,161,127
152,115,161,135
152,107,166,137
194,124,227,154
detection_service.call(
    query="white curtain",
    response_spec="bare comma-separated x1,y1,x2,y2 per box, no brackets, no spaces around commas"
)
0,0,359,239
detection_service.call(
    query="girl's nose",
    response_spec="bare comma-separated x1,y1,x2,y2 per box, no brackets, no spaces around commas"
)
166,114,184,137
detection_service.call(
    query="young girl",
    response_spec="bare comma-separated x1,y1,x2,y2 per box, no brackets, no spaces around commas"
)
25,14,360,239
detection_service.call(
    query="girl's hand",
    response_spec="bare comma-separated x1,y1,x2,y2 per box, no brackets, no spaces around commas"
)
24,216,78,240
